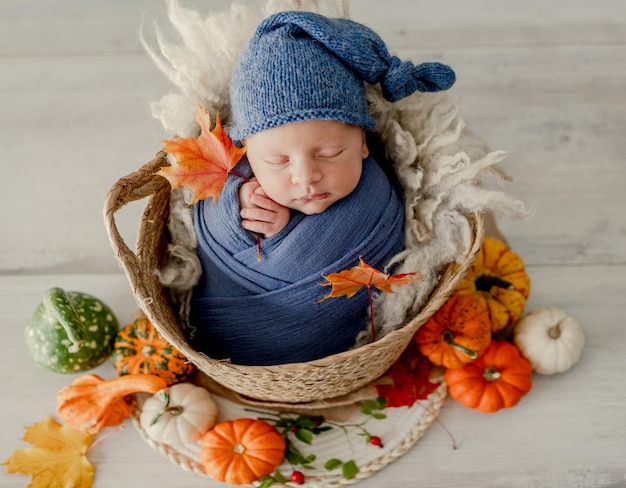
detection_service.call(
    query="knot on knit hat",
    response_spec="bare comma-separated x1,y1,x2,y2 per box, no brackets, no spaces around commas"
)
381,57,456,102
229,11,456,142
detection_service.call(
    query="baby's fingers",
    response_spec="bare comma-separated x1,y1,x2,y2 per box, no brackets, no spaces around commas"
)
241,220,274,236
240,207,276,224
240,206,287,238
241,215,278,238
239,178,260,209
249,192,283,212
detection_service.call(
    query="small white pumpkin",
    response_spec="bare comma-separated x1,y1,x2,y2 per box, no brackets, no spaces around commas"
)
139,383,218,448
513,307,585,375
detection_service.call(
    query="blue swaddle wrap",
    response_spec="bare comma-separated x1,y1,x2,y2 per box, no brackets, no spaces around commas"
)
189,156,404,366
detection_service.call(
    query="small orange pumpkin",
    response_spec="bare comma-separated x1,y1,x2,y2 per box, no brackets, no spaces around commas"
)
110,316,195,386
453,237,531,332
414,294,491,369
444,340,533,413
200,418,286,485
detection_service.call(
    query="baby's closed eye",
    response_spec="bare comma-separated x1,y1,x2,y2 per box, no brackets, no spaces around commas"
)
317,149,344,159
265,157,289,165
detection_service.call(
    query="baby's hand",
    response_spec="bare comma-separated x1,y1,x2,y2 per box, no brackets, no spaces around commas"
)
239,179,290,238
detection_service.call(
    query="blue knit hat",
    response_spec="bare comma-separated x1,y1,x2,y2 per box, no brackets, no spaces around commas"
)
229,11,455,142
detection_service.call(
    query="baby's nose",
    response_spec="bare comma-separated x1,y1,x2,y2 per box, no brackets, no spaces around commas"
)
291,160,322,185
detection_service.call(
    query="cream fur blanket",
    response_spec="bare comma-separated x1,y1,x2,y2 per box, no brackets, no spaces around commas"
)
140,0,528,343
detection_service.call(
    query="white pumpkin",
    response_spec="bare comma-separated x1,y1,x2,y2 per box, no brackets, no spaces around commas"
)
139,383,218,448
513,307,585,375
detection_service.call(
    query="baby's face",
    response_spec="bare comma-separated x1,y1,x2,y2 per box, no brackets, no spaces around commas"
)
245,120,369,215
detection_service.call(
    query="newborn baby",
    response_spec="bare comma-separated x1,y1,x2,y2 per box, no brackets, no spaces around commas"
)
188,11,455,366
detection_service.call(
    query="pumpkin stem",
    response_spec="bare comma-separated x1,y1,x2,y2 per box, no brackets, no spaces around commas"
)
43,287,87,353
474,275,513,292
442,330,478,359
165,405,184,416
233,443,246,454
483,366,501,381
548,321,563,339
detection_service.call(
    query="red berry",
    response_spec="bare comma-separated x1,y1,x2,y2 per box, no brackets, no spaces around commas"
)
370,436,383,447
291,470,305,484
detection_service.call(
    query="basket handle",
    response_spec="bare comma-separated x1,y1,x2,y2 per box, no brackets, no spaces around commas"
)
103,151,172,291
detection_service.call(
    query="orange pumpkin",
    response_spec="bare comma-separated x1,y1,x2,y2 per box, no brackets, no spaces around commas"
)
444,340,533,413
200,418,286,485
110,316,195,386
415,295,491,369
453,237,531,332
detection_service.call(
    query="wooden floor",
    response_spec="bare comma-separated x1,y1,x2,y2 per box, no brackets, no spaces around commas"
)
2,1,625,487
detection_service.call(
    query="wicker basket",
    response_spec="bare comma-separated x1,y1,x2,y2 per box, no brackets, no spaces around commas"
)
104,150,484,404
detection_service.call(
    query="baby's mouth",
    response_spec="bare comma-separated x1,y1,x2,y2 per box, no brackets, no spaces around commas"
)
299,193,329,202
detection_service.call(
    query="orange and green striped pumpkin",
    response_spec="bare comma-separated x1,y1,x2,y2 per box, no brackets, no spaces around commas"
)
110,316,195,386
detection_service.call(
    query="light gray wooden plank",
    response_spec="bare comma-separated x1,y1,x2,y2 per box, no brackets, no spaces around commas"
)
1,265,624,487
0,53,171,274
352,1,626,50
0,0,238,56
2,0,625,57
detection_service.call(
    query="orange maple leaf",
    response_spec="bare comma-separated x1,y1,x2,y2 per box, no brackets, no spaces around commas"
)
319,258,419,302
319,258,420,341
158,106,247,205
2,416,95,488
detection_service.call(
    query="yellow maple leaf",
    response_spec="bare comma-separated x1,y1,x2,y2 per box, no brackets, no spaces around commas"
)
3,416,95,488
158,106,247,205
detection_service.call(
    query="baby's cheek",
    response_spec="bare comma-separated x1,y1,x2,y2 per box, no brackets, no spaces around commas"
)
256,182,287,207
